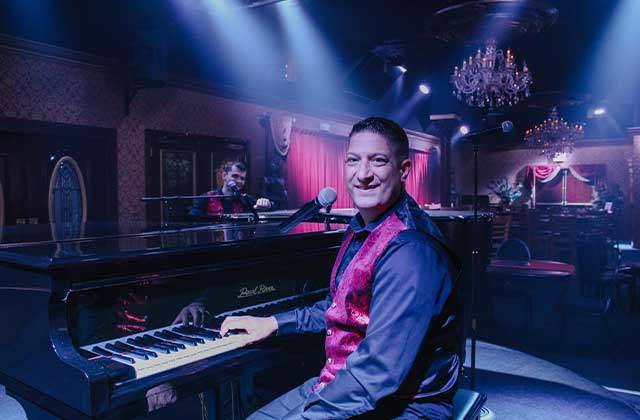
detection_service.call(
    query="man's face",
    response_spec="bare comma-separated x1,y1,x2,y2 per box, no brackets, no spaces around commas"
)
222,165,247,191
345,131,410,223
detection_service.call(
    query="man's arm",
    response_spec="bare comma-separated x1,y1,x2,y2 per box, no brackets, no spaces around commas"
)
188,196,208,217
273,294,331,335
300,235,453,419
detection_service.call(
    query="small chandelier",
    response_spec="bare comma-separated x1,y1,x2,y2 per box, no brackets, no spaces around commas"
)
451,39,533,109
524,107,585,162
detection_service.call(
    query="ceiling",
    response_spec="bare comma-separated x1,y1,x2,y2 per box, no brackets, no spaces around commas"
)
0,0,636,137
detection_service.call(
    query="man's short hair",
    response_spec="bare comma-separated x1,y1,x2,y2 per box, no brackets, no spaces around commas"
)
224,161,247,173
348,117,409,162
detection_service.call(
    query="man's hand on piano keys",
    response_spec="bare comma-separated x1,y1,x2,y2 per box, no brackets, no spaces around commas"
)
220,315,278,347
172,302,208,326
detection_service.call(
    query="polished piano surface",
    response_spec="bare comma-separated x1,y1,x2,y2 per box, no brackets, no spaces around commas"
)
0,210,491,419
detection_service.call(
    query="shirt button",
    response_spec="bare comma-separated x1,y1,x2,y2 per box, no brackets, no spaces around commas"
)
318,382,325,389
327,357,333,364
331,302,337,308
327,329,332,336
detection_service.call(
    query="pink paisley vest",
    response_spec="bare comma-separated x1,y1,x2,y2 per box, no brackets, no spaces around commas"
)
206,190,245,216
314,213,408,391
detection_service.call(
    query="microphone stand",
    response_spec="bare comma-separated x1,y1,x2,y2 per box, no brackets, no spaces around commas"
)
324,204,333,231
239,194,259,223
469,142,479,390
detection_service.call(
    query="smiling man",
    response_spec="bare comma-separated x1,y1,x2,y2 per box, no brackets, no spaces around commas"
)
188,161,272,217
221,117,461,419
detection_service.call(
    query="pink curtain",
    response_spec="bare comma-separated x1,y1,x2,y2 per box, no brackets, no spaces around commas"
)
406,149,430,205
566,164,606,203
285,128,352,208
533,165,558,180
566,175,594,203
527,164,607,205
570,164,606,186
536,174,564,204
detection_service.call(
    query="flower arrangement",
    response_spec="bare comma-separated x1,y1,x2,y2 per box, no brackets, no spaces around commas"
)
487,177,523,206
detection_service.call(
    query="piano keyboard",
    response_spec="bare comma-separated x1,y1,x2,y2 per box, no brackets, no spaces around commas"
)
81,288,329,382
81,324,251,380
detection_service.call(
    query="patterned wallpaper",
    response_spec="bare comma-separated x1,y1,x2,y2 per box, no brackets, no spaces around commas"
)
0,51,122,127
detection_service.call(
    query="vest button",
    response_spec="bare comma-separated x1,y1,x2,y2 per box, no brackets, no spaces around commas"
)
331,302,337,308
327,357,333,364
318,382,325,389
327,329,332,336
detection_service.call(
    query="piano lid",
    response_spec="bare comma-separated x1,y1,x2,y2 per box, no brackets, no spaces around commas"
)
0,220,346,271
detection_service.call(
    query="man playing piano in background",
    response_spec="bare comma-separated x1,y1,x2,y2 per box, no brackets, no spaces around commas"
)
188,161,273,217
212,117,462,419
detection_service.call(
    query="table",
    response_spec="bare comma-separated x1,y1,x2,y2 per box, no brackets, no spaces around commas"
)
487,258,575,278
619,262,640,312
485,259,575,329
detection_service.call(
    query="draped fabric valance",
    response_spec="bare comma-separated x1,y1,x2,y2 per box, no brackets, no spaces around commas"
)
525,164,606,206
285,128,436,209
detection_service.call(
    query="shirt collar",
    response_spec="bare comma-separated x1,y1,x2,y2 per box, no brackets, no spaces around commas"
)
349,192,407,234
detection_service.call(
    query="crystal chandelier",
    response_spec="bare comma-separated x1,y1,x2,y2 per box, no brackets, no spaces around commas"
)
524,107,585,161
451,39,533,108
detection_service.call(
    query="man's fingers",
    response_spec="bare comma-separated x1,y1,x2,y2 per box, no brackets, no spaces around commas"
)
220,316,245,336
191,308,202,327
172,310,186,325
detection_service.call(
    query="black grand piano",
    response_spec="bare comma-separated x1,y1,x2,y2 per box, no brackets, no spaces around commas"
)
0,211,491,419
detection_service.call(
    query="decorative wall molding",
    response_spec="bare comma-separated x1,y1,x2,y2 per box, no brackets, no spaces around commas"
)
0,33,118,71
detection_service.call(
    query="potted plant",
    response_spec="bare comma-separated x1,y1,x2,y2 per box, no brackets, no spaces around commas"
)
487,177,524,210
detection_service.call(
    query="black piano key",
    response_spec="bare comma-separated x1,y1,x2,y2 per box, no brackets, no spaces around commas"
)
142,334,184,351
115,340,158,358
106,343,148,361
209,318,224,331
92,346,135,364
149,333,188,349
156,330,201,346
173,326,220,340
128,337,170,354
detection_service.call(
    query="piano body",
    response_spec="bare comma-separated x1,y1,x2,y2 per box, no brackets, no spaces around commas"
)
0,211,491,419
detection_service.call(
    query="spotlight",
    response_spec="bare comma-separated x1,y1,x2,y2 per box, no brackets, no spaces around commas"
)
459,125,470,135
396,65,407,73
419,83,430,95
594,107,607,116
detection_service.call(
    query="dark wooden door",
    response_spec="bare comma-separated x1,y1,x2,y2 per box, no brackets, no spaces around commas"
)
0,118,117,226
145,130,248,223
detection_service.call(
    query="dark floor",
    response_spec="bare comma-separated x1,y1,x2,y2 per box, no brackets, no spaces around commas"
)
473,242,640,418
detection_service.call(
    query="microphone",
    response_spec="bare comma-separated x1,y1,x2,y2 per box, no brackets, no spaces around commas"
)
279,187,338,233
463,121,514,140
226,179,241,196
226,179,257,213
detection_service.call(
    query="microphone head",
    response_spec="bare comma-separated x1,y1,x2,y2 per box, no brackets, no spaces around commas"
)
501,120,514,133
226,179,239,191
317,187,338,207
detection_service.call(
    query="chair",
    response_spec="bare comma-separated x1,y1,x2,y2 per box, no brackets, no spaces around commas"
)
453,388,487,420
491,238,534,330
491,215,512,256
551,215,577,263
561,236,618,360
533,210,554,259
496,238,531,261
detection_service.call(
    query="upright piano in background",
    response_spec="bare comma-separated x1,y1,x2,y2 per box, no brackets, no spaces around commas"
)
0,211,491,419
